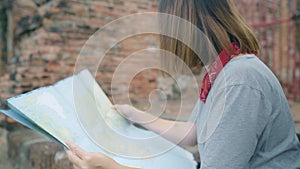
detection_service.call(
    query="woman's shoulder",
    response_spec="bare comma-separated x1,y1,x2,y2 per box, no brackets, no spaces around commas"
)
215,54,279,92
225,54,267,80
212,54,286,109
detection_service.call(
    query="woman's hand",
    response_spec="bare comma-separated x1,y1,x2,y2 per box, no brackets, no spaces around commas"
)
113,105,197,147
112,104,155,124
65,142,125,169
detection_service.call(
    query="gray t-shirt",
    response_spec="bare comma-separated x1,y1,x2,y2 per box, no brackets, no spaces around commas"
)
193,54,300,169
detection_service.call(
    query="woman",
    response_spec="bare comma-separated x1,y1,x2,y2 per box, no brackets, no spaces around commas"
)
66,0,300,168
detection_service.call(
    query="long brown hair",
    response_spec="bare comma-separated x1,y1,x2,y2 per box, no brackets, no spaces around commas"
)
159,0,260,74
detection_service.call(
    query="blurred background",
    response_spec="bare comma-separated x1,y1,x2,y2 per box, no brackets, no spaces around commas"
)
0,0,299,168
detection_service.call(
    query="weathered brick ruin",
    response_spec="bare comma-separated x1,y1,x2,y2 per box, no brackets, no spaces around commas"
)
0,0,163,168
0,0,160,108
0,0,299,168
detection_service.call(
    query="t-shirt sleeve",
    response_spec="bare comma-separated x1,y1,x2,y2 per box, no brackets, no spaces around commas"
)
199,85,271,169
188,99,203,123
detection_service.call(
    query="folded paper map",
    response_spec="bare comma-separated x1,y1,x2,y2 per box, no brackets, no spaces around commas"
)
0,69,196,169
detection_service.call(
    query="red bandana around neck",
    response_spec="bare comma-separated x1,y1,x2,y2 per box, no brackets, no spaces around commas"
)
199,42,240,103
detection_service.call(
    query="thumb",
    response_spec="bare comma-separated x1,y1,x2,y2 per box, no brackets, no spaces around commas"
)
112,105,136,123
112,104,129,116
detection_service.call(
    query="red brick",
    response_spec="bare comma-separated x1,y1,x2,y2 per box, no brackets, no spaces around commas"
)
43,18,53,25
30,60,45,67
72,4,88,13
49,7,61,14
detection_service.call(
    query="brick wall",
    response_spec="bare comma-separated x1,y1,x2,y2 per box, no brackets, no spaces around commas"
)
0,0,163,168
0,1,298,168
0,0,160,110
235,0,300,100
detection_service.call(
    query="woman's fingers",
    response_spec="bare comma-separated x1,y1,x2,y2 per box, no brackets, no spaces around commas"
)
72,165,80,169
112,104,123,111
113,104,148,124
112,104,130,118
66,141,87,159
65,148,83,168
65,142,123,169
73,165,81,169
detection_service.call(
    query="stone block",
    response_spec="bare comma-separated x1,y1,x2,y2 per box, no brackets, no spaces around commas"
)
7,129,45,164
7,128,65,169
54,151,74,169
26,140,63,169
